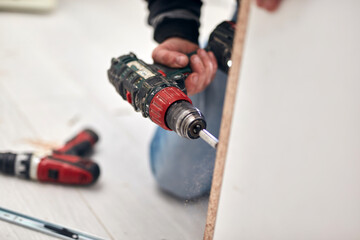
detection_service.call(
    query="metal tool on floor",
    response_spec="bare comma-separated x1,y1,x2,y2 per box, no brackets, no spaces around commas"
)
0,0,57,13
0,129,100,185
107,21,235,149
0,206,105,240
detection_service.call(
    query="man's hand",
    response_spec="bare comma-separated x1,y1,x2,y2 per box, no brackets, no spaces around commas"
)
151,1,282,95
152,37,217,96
256,0,282,12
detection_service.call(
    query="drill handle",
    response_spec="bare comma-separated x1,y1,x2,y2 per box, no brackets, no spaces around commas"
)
54,129,99,157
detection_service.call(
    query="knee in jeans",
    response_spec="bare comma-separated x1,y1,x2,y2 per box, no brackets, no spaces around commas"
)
155,172,212,200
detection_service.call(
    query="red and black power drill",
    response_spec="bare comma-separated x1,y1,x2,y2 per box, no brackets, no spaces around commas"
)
108,21,235,148
0,129,100,185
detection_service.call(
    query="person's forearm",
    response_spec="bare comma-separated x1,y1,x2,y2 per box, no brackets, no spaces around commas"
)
147,0,202,44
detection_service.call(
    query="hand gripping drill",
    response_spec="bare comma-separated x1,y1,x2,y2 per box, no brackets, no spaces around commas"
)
108,21,235,149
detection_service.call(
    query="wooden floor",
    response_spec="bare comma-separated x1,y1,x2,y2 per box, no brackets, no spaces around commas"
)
0,0,233,239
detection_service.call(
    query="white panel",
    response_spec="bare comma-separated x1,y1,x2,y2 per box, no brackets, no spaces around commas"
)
215,0,360,239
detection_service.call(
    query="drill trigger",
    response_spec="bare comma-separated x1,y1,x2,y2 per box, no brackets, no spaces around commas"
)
157,69,166,77
126,91,132,104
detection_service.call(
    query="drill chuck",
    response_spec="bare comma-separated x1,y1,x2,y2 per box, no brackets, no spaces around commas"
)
166,101,206,139
0,152,16,175
148,86,192,131
0,152,32,178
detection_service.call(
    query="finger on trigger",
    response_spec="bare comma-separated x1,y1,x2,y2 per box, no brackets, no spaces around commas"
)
209,51,218,71
185,73,199,96
208,51,218,78
190,54,205,74
199,49,214,89
198,49,213,81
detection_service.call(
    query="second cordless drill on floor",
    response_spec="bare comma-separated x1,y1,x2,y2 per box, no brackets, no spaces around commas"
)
0,129,100,185
108,21,235,148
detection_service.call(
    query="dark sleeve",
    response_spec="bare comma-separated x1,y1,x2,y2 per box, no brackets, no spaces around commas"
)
147,0,202,44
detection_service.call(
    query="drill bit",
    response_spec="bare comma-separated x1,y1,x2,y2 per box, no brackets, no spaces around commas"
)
199,129,218,149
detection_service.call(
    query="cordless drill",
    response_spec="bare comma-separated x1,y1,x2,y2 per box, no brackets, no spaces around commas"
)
108,21,235,148
0,129,100,185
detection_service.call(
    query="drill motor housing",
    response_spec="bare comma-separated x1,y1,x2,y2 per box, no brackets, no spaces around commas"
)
108,53,188,118
206,21,235,73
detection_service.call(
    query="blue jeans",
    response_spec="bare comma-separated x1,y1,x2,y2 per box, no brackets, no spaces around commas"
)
150,70,227,199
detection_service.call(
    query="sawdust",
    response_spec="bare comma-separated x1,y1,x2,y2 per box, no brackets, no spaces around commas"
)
67,114,81,126
21,138,60,151
112,108,133,117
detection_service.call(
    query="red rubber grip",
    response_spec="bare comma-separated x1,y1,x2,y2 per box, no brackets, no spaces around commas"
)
149,87,191,130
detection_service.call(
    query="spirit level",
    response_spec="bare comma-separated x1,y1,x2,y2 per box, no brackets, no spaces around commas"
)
0,207,105,240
